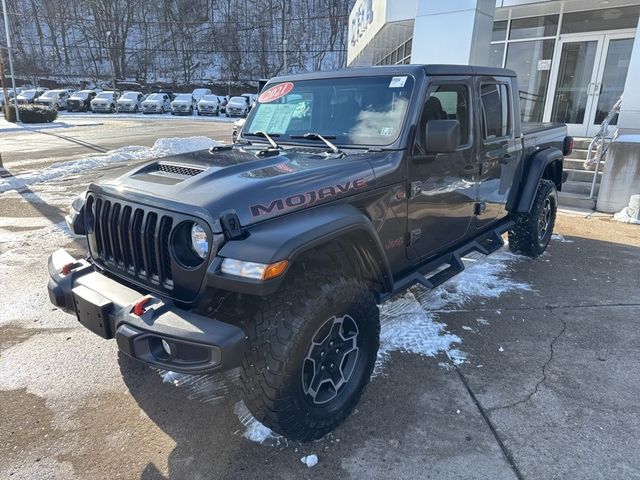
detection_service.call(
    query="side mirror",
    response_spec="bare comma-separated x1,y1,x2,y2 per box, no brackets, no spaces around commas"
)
425,119,461,153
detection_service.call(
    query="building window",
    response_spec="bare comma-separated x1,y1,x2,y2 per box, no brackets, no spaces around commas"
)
480,83,511,140
492,21,508,42
375,38,413,66
489,43,505,68
561,6,640,34
509,15,559,40
505,39,555,122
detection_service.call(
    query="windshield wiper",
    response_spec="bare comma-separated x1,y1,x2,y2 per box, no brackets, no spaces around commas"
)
290,132,346,156
244,131,281,150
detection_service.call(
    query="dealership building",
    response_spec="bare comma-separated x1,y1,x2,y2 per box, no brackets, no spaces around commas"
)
348,0,640,212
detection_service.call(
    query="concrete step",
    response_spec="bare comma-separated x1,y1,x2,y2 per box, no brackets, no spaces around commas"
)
563,180,599,196
565,168,602,183
558,191,596,210
566,148,588,160
564,158,605,171
573,138,592,150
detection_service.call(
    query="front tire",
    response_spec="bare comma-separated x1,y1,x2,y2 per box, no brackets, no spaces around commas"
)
508,179,557,257
240,271,380,441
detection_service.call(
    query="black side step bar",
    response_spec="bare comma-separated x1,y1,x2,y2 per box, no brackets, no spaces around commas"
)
385,220,514,300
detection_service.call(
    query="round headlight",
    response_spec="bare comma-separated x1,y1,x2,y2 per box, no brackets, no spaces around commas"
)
190,223,209,259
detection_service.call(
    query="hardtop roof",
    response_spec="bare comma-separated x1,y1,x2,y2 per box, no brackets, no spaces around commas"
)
268,64,516,84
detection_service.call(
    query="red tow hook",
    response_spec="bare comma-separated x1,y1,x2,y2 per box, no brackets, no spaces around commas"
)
61,262,79,275
132,297,152,317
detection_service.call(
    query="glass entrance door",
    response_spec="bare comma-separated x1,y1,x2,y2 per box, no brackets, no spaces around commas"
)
546,32,634,137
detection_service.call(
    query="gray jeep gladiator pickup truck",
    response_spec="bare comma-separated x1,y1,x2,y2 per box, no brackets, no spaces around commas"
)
48,65,572,440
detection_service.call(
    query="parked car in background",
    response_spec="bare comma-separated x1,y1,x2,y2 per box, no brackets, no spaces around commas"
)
90,91,120,113
196,94,221,116
226,96,250,117
34,89,72,110
142,93,171,114
117,91,145,113
232,117,245,142
171,93,196,115
67,90,98,112
191,88,212,109
240,93,256,111
0,88,22,109
16,88,47,105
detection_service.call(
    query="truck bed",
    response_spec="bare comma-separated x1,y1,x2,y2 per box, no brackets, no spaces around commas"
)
522,122,566,152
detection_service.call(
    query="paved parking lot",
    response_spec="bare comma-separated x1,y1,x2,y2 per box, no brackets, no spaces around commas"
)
1,119,639,479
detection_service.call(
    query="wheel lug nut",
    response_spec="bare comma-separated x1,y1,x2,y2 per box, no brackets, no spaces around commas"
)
335,348,339,353
320,351,325,356
321,366,325,370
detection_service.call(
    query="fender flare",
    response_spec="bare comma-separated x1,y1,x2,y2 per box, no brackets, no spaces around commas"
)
514,147,564,213
207,204,393,296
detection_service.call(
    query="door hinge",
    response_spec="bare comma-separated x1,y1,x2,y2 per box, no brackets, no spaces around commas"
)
408,229,422,246
474,201,487,216
221,211,243,239
409,181,422,199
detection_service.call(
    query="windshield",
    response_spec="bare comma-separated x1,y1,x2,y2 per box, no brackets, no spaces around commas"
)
39,91,58,99
20,90,37,98
147,93,163,101
229,96,246,103
72,91,90,99
242,75,414,147
120,92,139,100
95,92,114,100
201,95,218,102
175,94,191,101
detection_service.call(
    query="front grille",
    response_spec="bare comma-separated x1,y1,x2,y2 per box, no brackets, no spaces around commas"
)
87,194,174,288
156,163,204,177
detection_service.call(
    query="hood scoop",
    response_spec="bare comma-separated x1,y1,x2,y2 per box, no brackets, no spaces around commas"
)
132,161,206,185
155,162,205,177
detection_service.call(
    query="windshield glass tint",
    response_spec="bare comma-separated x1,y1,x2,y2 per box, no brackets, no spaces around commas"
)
243,75,414,147
73,91,90,99
175,94,191,101
201,95,218,102
39,91,57,99
95,92,113,99
147,93,163,100
230,97,245,103
121,92,138,100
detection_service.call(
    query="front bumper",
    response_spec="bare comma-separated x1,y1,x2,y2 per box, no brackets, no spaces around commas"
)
48,249,246,374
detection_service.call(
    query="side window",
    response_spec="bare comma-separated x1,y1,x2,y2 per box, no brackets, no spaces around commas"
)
480,83,511,139
414,83,470,154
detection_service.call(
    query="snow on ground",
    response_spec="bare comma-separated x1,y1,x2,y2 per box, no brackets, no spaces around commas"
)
0,136,221,194
552,233,575,243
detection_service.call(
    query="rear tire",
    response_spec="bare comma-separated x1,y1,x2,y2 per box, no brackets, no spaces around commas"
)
240,270,379,441
508,179,557,257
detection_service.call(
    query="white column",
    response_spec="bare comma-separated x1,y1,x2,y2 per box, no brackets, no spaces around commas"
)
616,19,640,135
597,19,640,213
409,0,497,65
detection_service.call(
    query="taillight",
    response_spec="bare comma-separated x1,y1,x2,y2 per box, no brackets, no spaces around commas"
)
563,136,574,156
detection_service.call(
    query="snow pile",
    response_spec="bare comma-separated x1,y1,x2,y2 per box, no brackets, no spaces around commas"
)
551,233,575,243
158,369,238,404
613,195,640,225
233,401,282,446
376,250,531,372
0,136,221,194
300,455,318,468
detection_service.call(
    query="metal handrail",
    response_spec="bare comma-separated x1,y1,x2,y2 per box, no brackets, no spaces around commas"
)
585,96,622,199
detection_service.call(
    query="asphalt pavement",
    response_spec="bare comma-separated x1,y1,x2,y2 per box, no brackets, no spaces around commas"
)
1,118,639,479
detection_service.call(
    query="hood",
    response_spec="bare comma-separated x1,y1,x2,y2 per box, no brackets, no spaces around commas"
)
89,146,384,232
143,99,162,105
198,100,217,106
118,98,136,104
228,101,246,108
172,101,191,106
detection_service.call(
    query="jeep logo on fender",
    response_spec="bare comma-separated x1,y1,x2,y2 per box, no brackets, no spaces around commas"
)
250,178,368,217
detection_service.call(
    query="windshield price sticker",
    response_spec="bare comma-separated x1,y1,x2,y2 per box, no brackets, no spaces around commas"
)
250,104,296,134
258,82,295,103
389,76,407,88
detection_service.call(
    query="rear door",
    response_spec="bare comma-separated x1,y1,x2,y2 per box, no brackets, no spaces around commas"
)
475,77,519,229
407,77,479,260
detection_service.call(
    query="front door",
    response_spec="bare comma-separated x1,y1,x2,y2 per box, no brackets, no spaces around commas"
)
407,79,478,261
546,32,634,137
